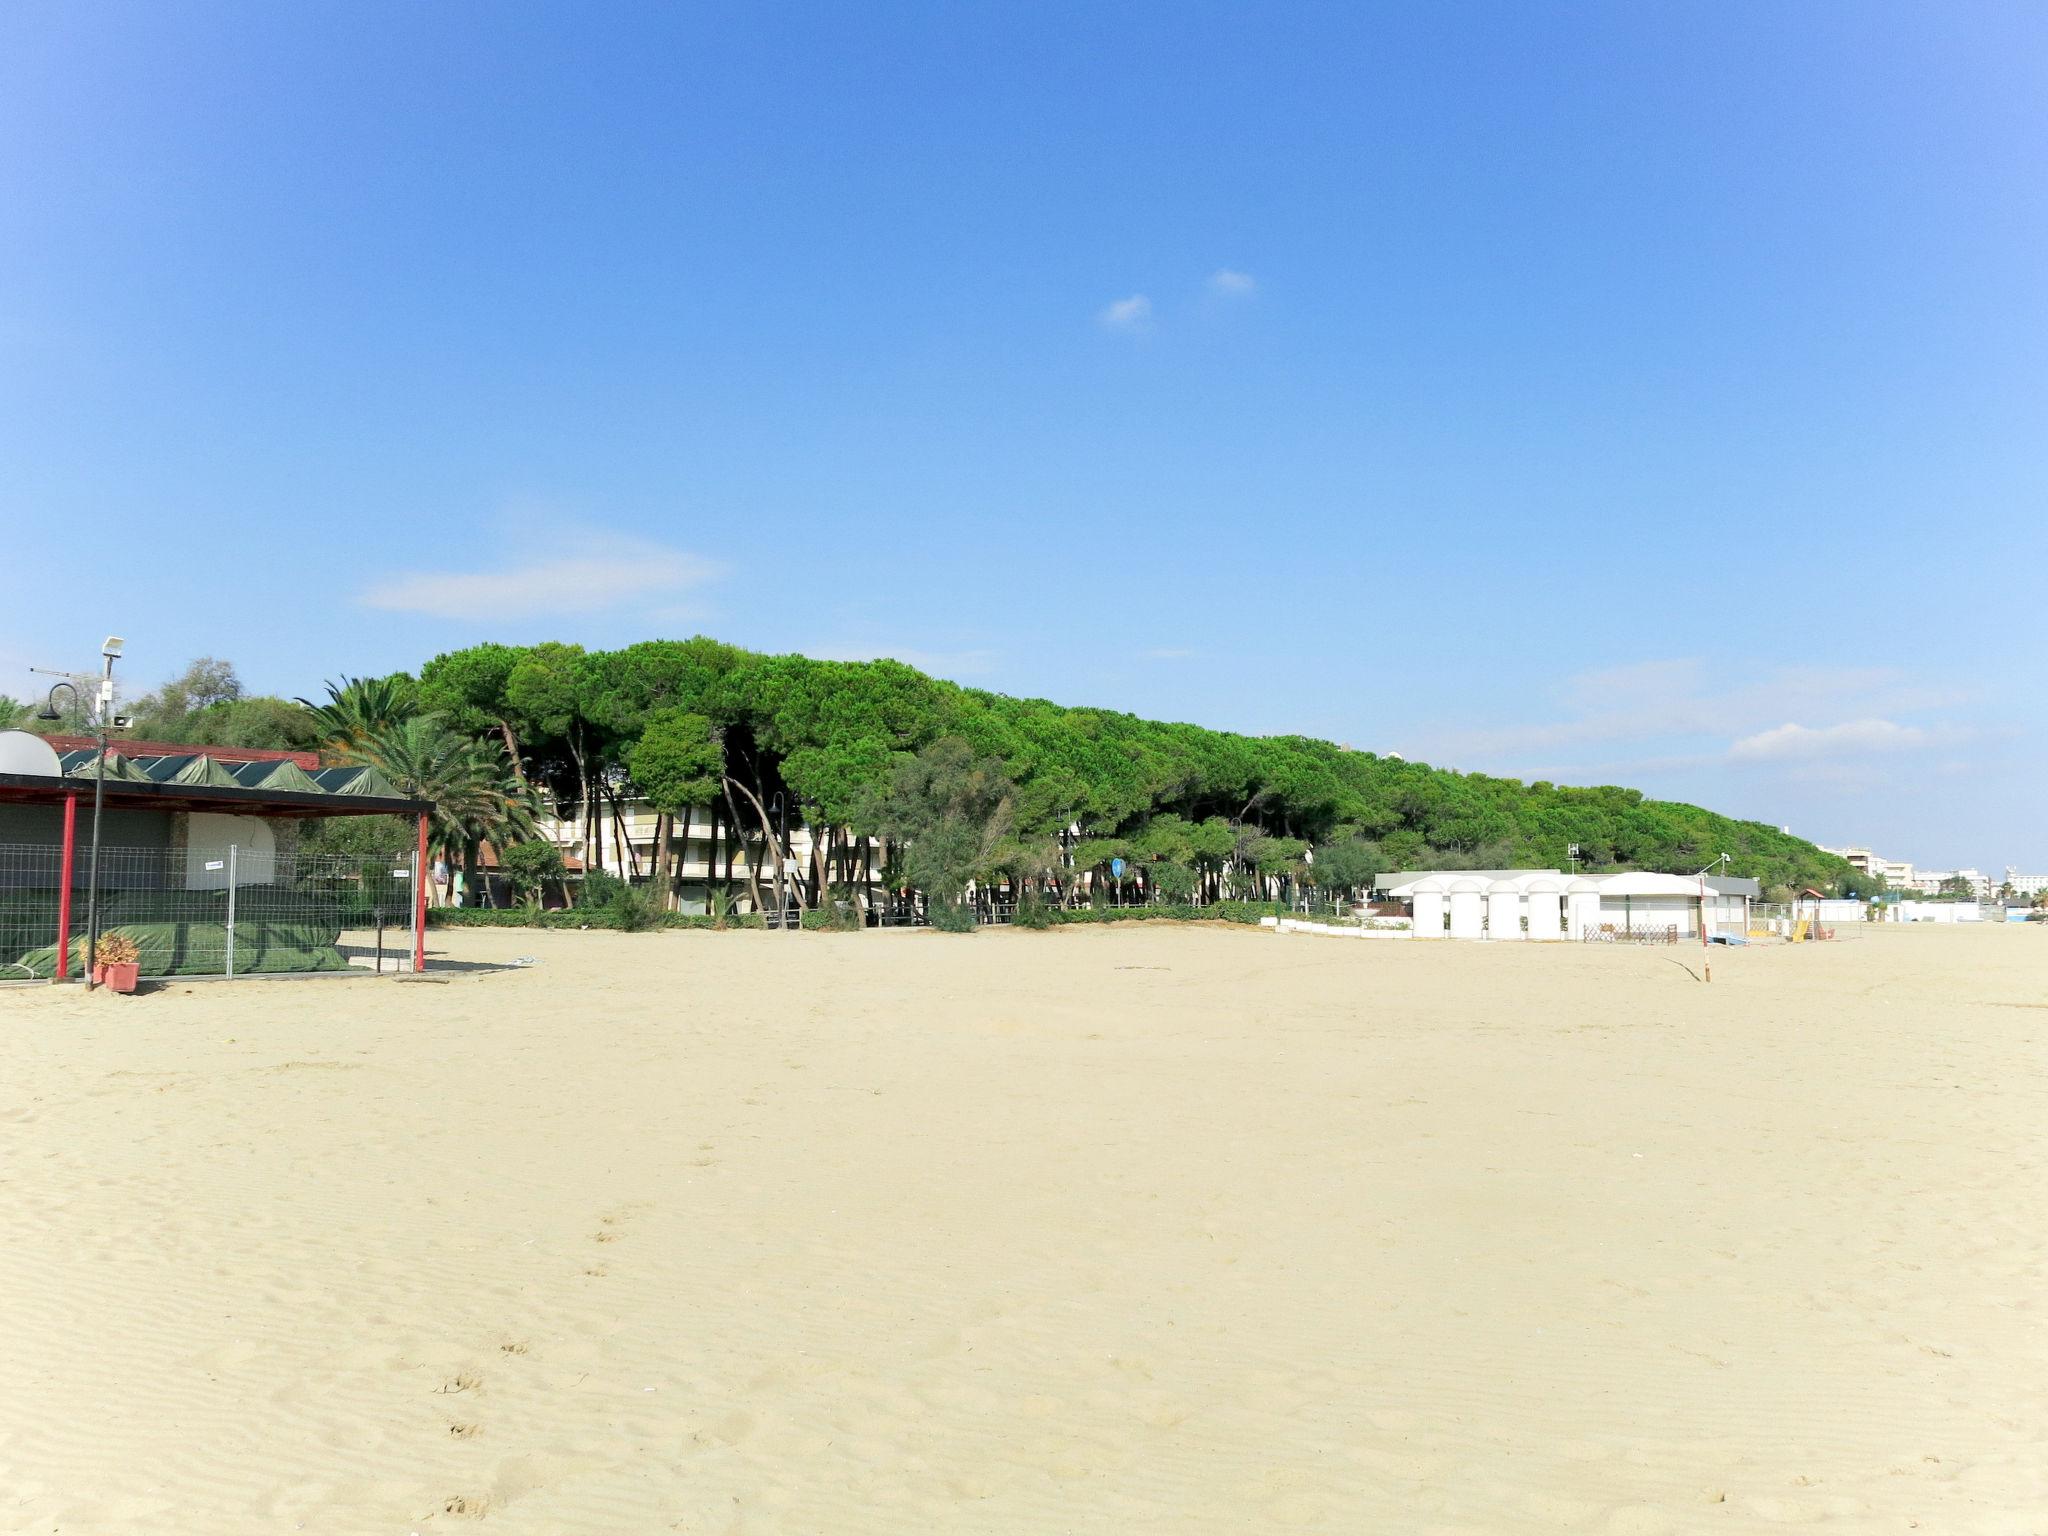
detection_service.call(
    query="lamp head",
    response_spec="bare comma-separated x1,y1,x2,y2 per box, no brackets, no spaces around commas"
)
102,636,125,660
35,702,61,722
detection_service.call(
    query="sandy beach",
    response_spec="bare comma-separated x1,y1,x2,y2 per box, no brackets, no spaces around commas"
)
2,922,2043,1533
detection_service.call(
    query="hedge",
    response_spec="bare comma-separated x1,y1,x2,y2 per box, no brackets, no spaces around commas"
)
427,906,765,931
426,900,1283,934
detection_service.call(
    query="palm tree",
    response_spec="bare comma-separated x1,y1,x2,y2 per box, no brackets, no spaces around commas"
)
299,675,417,755
337,715,547,906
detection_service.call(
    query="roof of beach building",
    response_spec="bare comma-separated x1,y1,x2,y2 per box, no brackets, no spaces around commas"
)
42,733,319,769
1376,869,1561,894
1588,872,1714,897
1378,867,1761,899
0,729,426,819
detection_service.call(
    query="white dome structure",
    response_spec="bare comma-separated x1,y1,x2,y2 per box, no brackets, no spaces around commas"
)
1523,874,1568,941
1565,877,1603,940
1484,878,1524,940
1446,877,1488,940
1407,876,1448,937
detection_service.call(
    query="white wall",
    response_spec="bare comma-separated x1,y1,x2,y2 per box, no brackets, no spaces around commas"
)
1599,894,1697,937
1889,901,1983,924
1704,894,1750,934
1485,887,1522,940
1411,889,1445,936
184,813,276,890
1447,890,1484,939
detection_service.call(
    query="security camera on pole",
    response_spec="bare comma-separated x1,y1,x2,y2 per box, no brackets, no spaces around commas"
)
34,636,125,988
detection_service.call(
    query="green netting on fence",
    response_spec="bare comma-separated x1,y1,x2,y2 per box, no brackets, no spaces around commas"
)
5,886,350,979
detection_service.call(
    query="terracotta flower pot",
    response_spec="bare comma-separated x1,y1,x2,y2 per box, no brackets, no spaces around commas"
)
103,962,140,994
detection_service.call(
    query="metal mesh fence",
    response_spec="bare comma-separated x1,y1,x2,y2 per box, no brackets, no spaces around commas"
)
0,843,419,982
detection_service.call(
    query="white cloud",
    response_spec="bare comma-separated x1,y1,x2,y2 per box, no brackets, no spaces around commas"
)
1098,294,1152,332
359,532,724,621
1727,719,1931,764
813,645,996,678
1416,660,1968,766
1208,269,1257,297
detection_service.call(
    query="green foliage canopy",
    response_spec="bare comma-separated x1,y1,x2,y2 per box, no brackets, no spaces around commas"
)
395,638,1871,898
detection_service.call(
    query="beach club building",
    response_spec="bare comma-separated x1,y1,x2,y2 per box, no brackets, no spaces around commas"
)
1374,868,1758,941
0,730,432,979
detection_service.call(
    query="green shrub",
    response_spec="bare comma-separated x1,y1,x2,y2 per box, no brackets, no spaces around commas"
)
926,896,979,933
501,840,566,904
1011,891,1056,929
602,883,664,932
799,901,862,932
1036,900,1273,928
581,870,628,906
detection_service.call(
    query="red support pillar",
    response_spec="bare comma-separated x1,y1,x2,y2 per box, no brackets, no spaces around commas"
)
56,793,78,982
413,812,429,974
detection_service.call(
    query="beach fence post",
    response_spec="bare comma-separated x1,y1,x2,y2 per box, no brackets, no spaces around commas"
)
55,792,77,982
412,815,428,974
1698,869,1709,983
225,844,238,980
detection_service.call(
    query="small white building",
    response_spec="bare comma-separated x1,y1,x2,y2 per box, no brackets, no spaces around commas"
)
1376,868,1758,941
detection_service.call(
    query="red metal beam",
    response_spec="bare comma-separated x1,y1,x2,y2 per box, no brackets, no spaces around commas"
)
56,793,77,982
413,812,429,974
40,734,321,769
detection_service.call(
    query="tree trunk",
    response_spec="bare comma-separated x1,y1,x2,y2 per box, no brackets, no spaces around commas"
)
721,777,767,914
649,810,670,906
726,775,806,915
680,802,697,909
497,720,527,782
571,735,593,874
610,786,641,878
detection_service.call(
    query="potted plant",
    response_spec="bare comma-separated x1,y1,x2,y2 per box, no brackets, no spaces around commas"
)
95,932,141,994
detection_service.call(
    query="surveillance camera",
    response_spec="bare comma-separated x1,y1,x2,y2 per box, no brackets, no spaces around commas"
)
102,636,125,659
110,714,132,730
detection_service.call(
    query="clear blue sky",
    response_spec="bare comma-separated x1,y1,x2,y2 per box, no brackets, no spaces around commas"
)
4,2,2042,872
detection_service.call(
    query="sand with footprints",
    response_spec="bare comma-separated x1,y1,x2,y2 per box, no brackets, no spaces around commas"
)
2,921,2043,1532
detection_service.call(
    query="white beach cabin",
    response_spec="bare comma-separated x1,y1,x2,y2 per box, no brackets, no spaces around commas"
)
1485,878,1524,940
1376,867,1756,942
1445,877,1488,939
1523,874,1568,940
1408,877,1447,937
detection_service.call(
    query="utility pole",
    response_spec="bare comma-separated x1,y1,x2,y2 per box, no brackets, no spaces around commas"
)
35,637,124,988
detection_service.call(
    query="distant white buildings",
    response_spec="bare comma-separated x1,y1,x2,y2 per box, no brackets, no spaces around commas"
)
1817,844,2001,898
2005,867,2048,898
1818,844,1920,891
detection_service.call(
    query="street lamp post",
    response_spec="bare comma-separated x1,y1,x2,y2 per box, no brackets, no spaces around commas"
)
36,636,124,988
1693,852,1732,985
